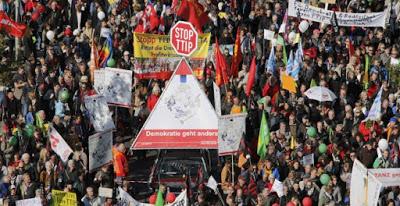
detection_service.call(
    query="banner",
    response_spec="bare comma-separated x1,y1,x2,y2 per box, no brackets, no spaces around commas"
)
288,0,388,27
94,68,132,107
117,187,187,206
51,190,77,206
16,198,42,206
0,12,27,38
166,190,187,206
89,131,113,172
367,172,383,206
218,113,247,155
49,126,73,163
350,159,368,206
369,168,400,187
84,95,115,132
133,32,210,80
213,82,221,116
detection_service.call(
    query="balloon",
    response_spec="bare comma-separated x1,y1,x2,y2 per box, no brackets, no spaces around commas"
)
299,20,309,33
166,192,176,203
302,197,313,206
307,127,317,138
319,143,327,154
378,139,388,151
59,89,69,102
97,11,105,20
286,202,295,206
288,31,296,42
149,194,157,204
107,58,116,67
46,30,55,41
320,173,331,185
24,124,35,138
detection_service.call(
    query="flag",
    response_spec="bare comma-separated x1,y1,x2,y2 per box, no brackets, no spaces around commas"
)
173,0,209,32
286,50,294,74
310,79,317,88
364,86,383,122
155,186,164,206
290,136,296,150
363,55,370,89
107,0,117,5
231,27,242,78
89,37,99,83
214,38,229,86
279,11,288,34
245,57,256,96
331,11,339,33
277,35,287,66
348,39,355,57
49,126,73,162
290,40,303,80
257,112,270,160
146,4,160,31
266,46,276,74
281,73,296,93
98,35,113,68
206,176,218,192
0,12,27,38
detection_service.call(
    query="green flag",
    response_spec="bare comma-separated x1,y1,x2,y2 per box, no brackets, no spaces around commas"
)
310,79,317,88
155,187,164,206
257,112,270,160
277,35,287,66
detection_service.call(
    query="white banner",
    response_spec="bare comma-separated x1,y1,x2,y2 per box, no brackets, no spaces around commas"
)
288,0,388,27
166,190,188,206
89,131,113,172
49,126,73,163
350,159,368,206
84,95,115,132
367,172,383,206
218,113,247,155
94,68,132,107
213,82,221,116
117,187,187,206
16,198,42,206
369,168,400,187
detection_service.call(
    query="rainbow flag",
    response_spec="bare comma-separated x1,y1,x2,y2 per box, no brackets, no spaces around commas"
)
99,36,113,68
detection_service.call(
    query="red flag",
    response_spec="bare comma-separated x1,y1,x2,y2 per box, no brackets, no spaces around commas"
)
231,27,242,78
0,12,27,38
173,0,209,32
214,38,229,86
245,57,256,96
348,39,355,57
146,5,160,31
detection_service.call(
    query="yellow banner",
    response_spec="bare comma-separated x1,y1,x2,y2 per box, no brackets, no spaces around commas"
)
134,32,211,59
52,190,77,206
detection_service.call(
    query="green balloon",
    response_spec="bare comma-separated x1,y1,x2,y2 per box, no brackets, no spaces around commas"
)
319,143,327,154
320,174,331,185
107,58,116,67
24,124,35,138
59,89,69,102
307,127,317,138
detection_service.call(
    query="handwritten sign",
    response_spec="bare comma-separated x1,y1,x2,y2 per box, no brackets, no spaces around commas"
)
52,190,77,206
89,131,113,172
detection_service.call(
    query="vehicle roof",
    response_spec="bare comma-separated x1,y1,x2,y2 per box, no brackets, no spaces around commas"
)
160,149,207,158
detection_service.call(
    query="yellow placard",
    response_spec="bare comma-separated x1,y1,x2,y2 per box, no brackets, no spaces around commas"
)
320,0,335,4
52,190,77,206
133,32,211,59
281,73,297,94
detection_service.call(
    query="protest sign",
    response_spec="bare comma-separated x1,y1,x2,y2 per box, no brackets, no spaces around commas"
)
288,0,388,27
133,32,210,80
302,153,314,166
52,190,77,206
213,82,221,116
350,159,368,206
218,113,247,155
98,187,113,198
271,179,284,197
84,95,115,132
16,198,42,206
49,126,73,163
89,131,113,172
264,30,275,40
94,68,132,107
369,168,400,187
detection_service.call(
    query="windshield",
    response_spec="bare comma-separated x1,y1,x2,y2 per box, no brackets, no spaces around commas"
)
158,158,207,179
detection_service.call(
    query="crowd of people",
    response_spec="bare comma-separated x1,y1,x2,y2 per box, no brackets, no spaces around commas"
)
0,0,400,205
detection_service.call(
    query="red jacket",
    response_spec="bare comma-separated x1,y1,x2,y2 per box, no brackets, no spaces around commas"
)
113,148,128,177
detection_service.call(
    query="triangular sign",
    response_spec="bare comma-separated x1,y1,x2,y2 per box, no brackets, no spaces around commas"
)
131,58,218,149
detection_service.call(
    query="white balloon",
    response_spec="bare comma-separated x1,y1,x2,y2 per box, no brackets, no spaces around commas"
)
299,20,309,33
288,32,296,43
97,11,105,21
378,139,388,151
46,30,55,41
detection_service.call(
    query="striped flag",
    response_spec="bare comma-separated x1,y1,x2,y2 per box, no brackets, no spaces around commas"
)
99,35,113,68
364,86,383,122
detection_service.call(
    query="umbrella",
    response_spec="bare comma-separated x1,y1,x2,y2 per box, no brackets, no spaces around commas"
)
304,86,337,102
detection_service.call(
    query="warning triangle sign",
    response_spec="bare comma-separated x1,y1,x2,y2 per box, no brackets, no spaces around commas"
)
131,58,218,149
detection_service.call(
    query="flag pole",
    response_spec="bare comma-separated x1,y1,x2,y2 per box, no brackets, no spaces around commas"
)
231,154,235,186
14,0,20,61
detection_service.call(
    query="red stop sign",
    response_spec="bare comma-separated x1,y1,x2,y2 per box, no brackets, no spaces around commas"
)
170,21,198,57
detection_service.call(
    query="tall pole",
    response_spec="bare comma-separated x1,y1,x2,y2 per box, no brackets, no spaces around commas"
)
14,0,19,61
231,154,234,186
